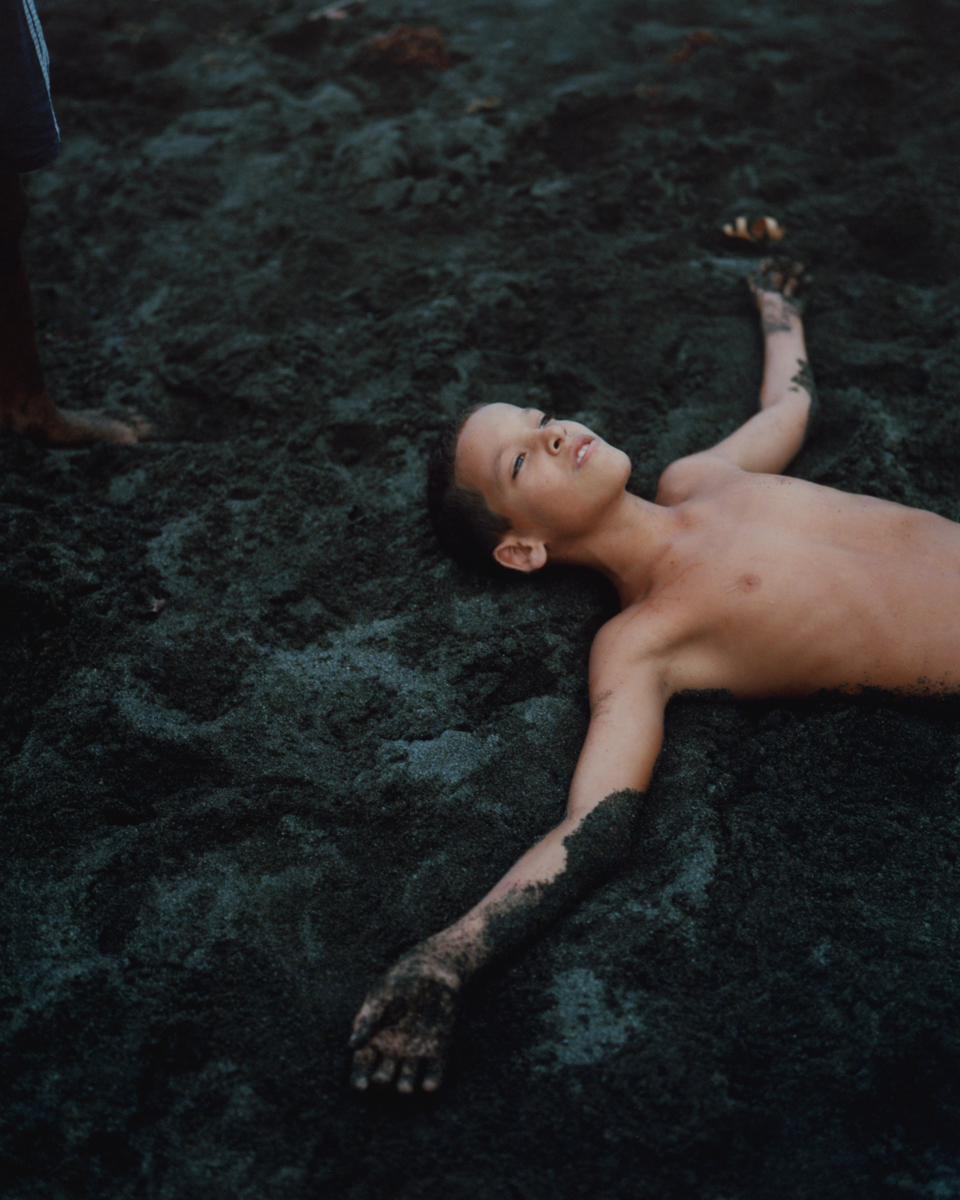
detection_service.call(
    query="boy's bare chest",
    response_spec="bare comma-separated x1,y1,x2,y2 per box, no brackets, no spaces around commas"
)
626,480,960,697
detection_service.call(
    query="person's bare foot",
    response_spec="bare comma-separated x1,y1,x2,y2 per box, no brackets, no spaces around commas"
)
3,391,153,446
1,177,154,449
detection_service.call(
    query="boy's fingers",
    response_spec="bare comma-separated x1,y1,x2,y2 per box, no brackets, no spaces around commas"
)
421,1058,445,1092
747,259,781,295
350,1045,378,1090
396,1059,420,1094
783,261,805,296
352,1051,429,1095
372,1055,398,1086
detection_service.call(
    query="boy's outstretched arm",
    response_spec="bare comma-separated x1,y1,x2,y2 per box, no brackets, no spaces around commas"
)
349,650,668,1094
710,258,815,474
657,259,815,502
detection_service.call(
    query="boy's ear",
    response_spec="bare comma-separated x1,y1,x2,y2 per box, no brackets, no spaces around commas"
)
494,535,548,573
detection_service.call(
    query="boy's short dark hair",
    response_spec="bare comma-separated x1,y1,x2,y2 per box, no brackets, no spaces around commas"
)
427,405,511,569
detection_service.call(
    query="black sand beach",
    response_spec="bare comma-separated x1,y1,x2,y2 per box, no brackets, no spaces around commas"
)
4,1,960,1196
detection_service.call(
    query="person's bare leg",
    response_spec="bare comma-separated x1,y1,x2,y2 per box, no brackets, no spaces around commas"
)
0,173,151,445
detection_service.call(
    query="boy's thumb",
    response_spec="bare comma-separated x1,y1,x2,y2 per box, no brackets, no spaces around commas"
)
348,991,409,1047
349,1001,381,1048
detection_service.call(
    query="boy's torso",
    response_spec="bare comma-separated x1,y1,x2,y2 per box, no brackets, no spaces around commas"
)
608,469,960,700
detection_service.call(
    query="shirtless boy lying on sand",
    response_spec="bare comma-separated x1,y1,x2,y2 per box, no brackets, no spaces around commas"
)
349,260,960,1094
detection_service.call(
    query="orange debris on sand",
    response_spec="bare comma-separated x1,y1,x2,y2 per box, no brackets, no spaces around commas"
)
668,29,722,64
722,215,786,243
466,95,500,114
366,25,453,70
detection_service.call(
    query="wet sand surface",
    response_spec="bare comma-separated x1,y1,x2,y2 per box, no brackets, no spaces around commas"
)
4,1,960,1196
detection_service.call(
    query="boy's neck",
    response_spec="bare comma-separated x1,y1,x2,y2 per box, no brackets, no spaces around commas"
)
552,491,677,607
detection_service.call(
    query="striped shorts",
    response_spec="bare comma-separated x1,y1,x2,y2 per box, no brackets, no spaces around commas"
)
0,0,60,173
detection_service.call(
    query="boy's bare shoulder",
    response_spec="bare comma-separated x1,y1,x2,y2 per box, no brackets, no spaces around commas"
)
655,451,741,507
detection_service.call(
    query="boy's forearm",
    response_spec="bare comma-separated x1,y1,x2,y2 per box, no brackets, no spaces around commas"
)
755,295,819,446
758,299,809,406
427,789,643,987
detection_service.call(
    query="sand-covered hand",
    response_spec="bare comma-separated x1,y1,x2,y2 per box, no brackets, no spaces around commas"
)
349,950,461,1094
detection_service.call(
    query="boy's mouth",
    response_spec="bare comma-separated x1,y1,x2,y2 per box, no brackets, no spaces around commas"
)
573,435,596,469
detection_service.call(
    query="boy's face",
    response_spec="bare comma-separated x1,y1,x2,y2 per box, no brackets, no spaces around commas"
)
455,403,631,568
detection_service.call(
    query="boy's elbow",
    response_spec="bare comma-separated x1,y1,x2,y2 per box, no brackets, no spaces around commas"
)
770,388,817,456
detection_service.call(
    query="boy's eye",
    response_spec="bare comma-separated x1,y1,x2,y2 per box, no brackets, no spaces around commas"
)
513,414,553,477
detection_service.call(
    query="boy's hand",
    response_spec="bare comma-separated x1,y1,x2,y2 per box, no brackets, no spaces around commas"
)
748,258,805,336
349,946,462,1094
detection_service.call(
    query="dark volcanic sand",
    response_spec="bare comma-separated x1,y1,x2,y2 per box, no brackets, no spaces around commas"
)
4,1,960,1196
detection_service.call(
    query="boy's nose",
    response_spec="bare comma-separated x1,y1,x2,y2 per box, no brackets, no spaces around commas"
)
545,424,565,454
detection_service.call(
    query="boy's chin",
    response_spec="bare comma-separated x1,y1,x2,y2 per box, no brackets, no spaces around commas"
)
608,444,633,479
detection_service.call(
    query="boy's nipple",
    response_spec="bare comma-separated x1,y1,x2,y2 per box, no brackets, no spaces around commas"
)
724,573,762,594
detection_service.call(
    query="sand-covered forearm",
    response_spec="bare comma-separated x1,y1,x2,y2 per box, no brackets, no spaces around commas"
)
373,787,644,990
452,788,644,979
349,789,643,1092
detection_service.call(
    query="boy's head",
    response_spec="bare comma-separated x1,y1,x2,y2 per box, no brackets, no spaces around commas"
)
427,403,631,573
